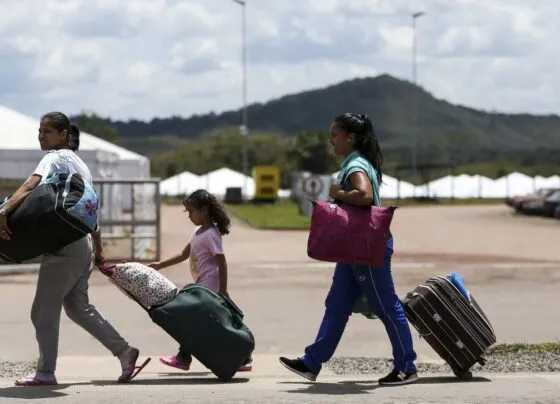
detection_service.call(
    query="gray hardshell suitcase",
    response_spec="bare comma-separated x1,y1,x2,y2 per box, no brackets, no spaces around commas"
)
403,276,496,379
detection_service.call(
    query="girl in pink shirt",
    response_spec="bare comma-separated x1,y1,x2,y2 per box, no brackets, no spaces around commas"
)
149,189,252,372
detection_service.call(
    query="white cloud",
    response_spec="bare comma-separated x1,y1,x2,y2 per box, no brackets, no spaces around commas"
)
0,0,558,121
169,39,223,73
127,62,158,80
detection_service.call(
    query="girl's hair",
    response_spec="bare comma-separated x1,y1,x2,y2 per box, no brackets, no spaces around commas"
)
184,189,231,235
333,112,383,184
41,111,80,151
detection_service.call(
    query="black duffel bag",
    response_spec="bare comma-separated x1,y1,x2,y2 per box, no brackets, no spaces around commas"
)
0,173,99,264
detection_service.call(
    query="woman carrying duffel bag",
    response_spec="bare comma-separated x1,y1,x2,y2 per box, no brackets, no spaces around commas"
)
0,111,149,386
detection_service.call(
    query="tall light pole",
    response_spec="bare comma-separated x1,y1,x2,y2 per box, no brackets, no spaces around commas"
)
411,11,425,182
232,0,249,200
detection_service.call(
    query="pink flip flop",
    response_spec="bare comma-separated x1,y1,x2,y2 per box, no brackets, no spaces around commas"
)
159,355,191,371
238,363,253,372
118,357,151,383
14,375,58,387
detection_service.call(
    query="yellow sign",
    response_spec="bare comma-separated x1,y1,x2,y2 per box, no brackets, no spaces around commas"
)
253,165,280,201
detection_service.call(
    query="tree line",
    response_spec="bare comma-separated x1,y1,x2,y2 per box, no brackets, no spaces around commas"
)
148,128,560,188
71,109,560,188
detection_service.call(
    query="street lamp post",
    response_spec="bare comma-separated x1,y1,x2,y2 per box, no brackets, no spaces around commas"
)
233,0,248,200
411,11,425,182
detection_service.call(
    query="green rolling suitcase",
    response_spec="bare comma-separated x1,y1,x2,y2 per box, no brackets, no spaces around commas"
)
149,284,255,381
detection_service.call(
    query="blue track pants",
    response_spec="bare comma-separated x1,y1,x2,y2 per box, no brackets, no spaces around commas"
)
300,239,417,374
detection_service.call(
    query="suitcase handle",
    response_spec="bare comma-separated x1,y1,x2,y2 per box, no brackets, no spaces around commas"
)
221,294,245,326
181,284,246,327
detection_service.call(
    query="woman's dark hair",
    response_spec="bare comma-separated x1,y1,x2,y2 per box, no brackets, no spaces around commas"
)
41,111,80,151
183,189,231,235
333,112,383,184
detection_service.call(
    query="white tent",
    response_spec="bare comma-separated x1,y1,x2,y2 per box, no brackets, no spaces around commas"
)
426,174,497,199
470,175,500,198
534,175,560,190
0,105,149,172
329,168,560,199
159,171,203,196
380,174,416,198
490,172,535,198
0,105,154,259
0,105,151,208
198,167,255,199
423,172,560,199
331,171,415,198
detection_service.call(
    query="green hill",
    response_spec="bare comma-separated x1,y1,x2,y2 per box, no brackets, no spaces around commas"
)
71,74,560,182
89,74,559,154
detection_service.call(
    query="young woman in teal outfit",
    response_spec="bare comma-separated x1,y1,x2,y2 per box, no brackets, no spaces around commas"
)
279,113,418,386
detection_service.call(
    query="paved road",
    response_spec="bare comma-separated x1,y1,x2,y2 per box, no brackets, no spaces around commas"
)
1,259,559,362
1,204,559,402
2,375,560,404
1,357,559,404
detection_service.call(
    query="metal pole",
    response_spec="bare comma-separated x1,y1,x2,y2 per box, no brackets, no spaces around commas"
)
233,0,249,200
411,11,425,184
155,182,162,261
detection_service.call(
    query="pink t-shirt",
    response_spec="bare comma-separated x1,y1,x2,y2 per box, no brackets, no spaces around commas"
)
188,226,224,292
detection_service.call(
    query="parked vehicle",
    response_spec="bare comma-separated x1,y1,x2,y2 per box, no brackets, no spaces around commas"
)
507,188,559,214
520,198,547,215
541,190,560,218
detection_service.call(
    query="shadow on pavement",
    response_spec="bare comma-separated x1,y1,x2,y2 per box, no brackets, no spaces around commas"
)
0,375,250,399
91,377,250,386
414,376,492,384
281,380,379,395
156,371,213,377
0,384,73,400
280,376,492,395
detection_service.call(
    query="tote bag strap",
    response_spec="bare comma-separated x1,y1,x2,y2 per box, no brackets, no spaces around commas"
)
340,165,381,206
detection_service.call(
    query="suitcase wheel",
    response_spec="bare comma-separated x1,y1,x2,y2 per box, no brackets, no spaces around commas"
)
478,357,487,367
452,368,473,381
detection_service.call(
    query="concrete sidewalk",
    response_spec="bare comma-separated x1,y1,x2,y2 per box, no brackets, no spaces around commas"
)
0,356,558,404
0,264,39,275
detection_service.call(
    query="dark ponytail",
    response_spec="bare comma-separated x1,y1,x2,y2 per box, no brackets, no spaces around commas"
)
359,115,383,184
68,123,80,151
333,113,384,184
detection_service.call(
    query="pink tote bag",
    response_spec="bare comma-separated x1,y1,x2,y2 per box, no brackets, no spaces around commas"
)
307,200,397,267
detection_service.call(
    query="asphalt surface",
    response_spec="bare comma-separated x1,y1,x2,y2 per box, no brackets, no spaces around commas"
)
0,204,559,403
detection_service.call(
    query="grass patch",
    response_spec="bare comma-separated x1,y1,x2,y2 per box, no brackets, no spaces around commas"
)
225,198,507,230
488,342,560,355
161,194,185,205
227,201,311,230
158,196,506,230
382,197,505,206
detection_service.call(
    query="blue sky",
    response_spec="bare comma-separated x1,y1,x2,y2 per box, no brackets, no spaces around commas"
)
0,0,558,121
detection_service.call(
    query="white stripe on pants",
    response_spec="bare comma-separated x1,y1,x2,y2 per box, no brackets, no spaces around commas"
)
31,235,129,374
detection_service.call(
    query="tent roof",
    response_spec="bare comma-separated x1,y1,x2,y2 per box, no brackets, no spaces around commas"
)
0,105,147,161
